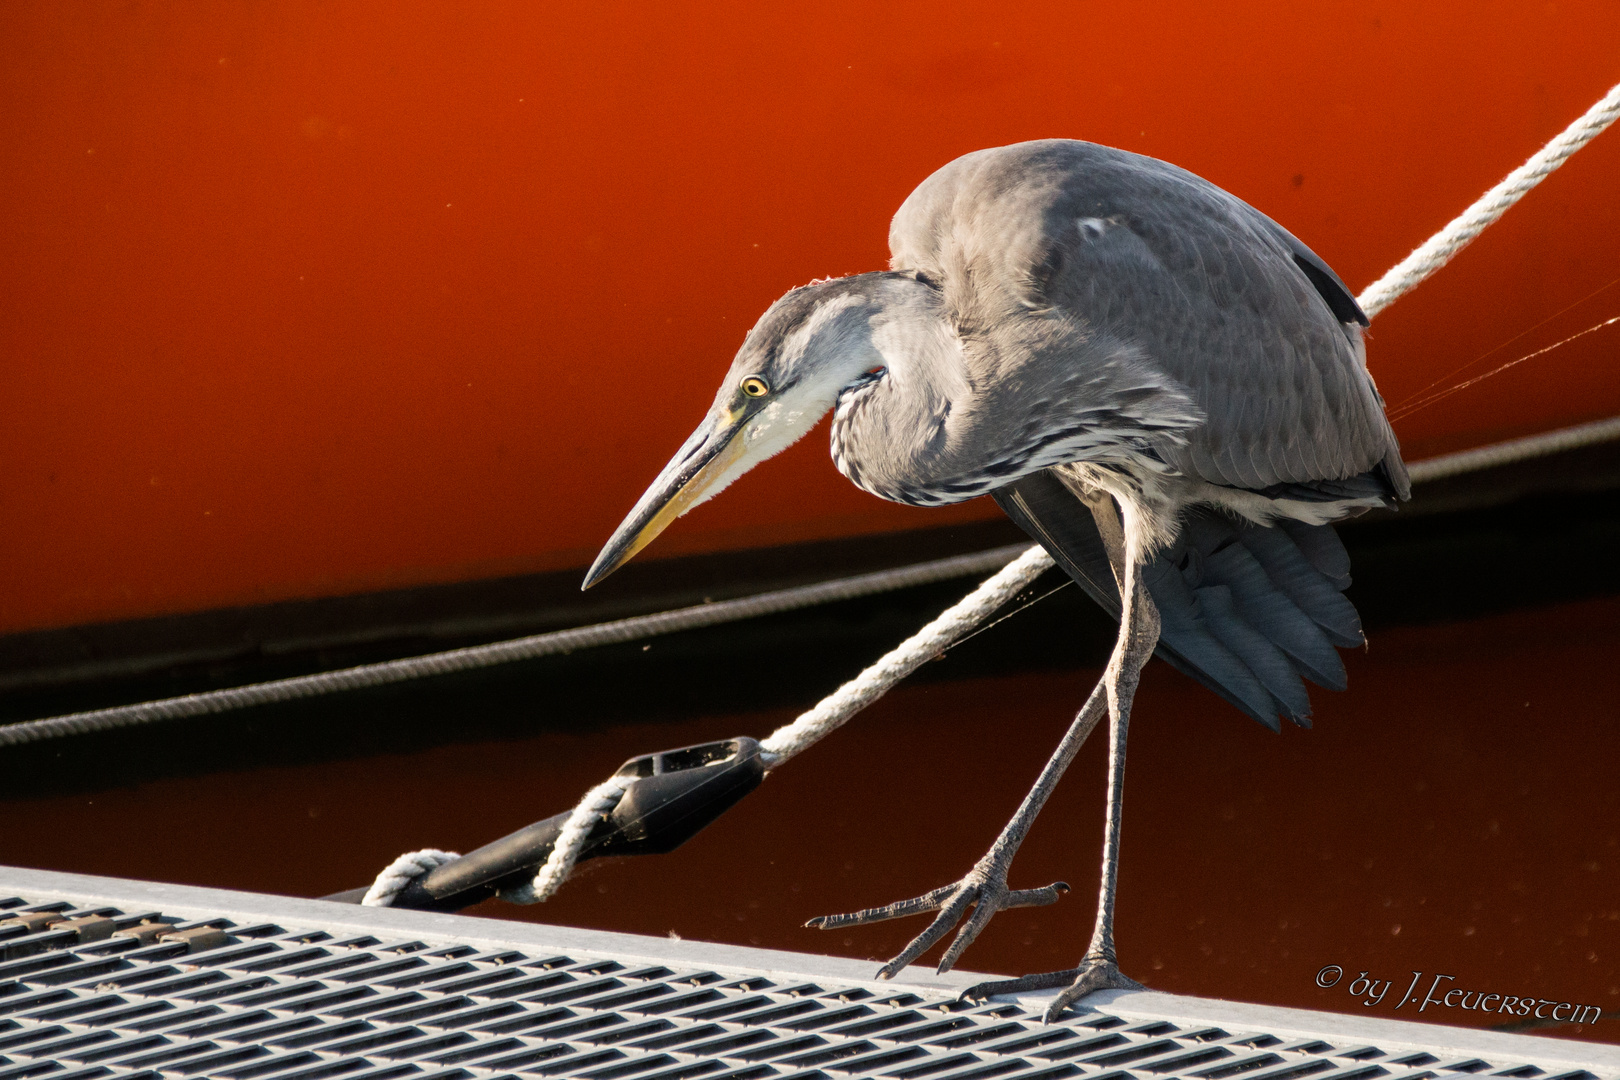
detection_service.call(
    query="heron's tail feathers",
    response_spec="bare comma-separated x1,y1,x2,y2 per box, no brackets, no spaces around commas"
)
993,471,1363,731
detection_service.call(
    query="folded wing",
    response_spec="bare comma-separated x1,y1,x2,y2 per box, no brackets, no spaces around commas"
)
994,469,1364,730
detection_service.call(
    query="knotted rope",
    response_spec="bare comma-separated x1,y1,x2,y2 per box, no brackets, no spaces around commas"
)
360,849,460,907
365,549,1052,907
494,776,636,905
360,779,647,908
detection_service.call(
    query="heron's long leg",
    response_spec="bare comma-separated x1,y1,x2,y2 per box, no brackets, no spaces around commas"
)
1087,547,1159,957
811,495,1161,994
961,517,1161,1019
807,679,1109,978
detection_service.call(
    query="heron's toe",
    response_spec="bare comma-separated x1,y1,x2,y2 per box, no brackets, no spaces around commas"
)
811,873,1069,982
1043,959,1145,1022
958,968,1084,1004
958,958,1144,1018
804,883,956,930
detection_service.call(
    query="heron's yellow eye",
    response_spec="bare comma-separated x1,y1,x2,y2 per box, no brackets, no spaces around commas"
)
741,376,770,398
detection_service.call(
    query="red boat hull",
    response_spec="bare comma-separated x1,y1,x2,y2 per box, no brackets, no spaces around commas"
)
3,2,1618,635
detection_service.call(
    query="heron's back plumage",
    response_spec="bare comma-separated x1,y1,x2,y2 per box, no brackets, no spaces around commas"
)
888,139,1409,501
866,139,1414,725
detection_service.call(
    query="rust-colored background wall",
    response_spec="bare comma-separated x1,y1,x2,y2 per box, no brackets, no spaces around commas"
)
3,2,1618,635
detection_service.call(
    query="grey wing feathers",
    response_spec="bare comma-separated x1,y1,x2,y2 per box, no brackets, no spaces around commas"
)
995,471,1364,730
993,473,1124,623
890,139,1409,500
1243,203,1368,328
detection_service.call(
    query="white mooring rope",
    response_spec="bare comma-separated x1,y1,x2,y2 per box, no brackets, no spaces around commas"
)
496,775,635,905
366,79,1620,908
756,544,1057,768
360,848,460,907
366,545,1058,907
1357,79,1620,320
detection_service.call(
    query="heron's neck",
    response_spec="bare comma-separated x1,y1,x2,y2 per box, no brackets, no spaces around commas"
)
828,277,971,503
868,281,967,393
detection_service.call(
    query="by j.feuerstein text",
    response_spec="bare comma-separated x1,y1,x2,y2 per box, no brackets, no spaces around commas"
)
1314,964,1601,1025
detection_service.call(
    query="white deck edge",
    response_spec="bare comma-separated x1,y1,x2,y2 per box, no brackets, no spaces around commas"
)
1,864,1614,1076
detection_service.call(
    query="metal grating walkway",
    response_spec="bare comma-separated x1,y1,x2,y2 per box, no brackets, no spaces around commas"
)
1,867,1613,1080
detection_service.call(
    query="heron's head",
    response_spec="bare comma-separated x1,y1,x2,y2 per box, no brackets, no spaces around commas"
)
584,272,925,589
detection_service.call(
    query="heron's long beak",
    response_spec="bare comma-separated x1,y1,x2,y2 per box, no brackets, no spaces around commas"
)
583,406,751,589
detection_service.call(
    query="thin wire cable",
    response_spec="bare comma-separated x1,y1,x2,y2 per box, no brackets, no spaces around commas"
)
1357,79,1620,320
1390,314,1620,422
1388,275,1620,415
942,580,1074,656
0,544,1031,748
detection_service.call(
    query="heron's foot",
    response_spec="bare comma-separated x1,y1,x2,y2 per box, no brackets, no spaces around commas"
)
805,867,1069,979
960,956,1143,1022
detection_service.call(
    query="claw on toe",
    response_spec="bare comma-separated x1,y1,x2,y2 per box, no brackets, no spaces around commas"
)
805,877,1071,981
957,958,1143,1021
958,968,1082,1005
1042,959,1144,1022
1006,882,1070,906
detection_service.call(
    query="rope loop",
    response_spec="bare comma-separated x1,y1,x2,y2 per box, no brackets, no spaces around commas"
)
360,848,461,907
498,775,634,904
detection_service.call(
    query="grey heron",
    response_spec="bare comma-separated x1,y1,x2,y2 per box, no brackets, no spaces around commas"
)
584,140,1409,1019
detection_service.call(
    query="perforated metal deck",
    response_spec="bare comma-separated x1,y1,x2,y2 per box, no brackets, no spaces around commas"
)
1,867,1613,1080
